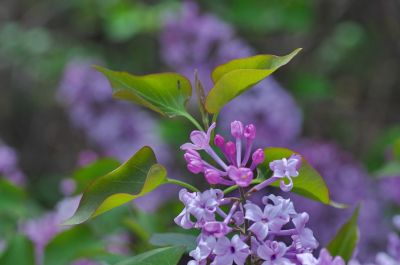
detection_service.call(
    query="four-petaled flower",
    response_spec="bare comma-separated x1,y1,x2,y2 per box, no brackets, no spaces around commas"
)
211,235,250,265
269,154,302,191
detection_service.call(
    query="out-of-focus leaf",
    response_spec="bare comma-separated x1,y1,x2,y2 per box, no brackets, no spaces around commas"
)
375,161,400,178
205,49,301,114
115,246,185,265
150,233,197,252
327,207,360,261
0,235,35,265
95,66,192,118
260,147,331,205
44,226,104,265
64,146,167,225
73,158,120,194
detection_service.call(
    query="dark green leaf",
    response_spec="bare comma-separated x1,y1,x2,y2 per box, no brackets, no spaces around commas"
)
205,49,301,114
95,66,192,118
44,226,104,265
64,146,168,225
327,206,360,261
115,246,185,265
261,147,330,205
150,233,197,252
0,235,35,265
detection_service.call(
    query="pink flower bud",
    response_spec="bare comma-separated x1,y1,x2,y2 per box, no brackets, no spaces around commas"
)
244,124,256,140
252,149,265,165
214,134,225,148
184,149,201,163
187,160,204,174
205,169,222,185
225,141,236,156
230,120,244,138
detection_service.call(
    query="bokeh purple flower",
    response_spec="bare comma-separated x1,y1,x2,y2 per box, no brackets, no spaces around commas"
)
0,139,26,186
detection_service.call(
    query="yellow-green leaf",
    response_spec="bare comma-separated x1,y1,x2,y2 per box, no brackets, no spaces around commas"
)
205,48,301,114
95,66,192,118
64,146,167,225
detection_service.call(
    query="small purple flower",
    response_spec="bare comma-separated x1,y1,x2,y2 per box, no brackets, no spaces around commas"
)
211,235,250,265
291,213,319,250
181,123,216,151
189,236,216,265
270,154,302,192
262,195,297,232
257,241,293,265
244,202,270,241
203,221,232,238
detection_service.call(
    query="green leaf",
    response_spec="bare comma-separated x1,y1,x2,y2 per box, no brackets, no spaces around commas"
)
375,161,400,178
0,235,35,265
44,226,104,265
261,147,330,204
205,48,301,114
73,158,120,194
150,233,197,252
327,206,360,261
64,146,168,225
95,66,192,118
115,246,185,265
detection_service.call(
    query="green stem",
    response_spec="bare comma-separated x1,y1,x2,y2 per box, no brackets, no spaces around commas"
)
166,178,200,192
182,113,204,131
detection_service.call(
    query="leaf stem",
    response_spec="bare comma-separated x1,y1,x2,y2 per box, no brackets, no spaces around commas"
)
166,178,200,192
182,113,204,131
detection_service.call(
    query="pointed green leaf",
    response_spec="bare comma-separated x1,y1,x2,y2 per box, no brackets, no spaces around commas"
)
95,66,192,118
150,233,197,252
0,235,35,265
115,246,185,265
44,226,104,265
327,206,360,261
64,146,168,225
205,48,301,114
260,147,330,204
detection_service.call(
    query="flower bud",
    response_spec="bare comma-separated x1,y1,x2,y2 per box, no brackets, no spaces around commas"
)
184,149,201,163
252,148,265,165
230,120,244,138
225,141,236,156
214,134,225,148
204,169,222,185
244,124,256,140
187,160,204,174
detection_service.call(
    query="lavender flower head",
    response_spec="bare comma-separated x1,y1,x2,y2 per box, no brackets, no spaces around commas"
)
176,121,344,265
0,139,26,186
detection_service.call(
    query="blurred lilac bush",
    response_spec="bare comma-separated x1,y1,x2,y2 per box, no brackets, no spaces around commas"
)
57,59,168,163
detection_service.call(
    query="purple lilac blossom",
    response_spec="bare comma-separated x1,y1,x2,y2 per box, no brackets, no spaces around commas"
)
160,1,252,91
291,140,387,261
181,121,271,187
176,121,340,265
0,139,26,186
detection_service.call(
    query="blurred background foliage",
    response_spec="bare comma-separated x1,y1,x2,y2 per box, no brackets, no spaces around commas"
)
1,0,400,264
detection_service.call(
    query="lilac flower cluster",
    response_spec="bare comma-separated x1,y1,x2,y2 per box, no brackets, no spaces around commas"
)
176,121,344,265
0,139,26,186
